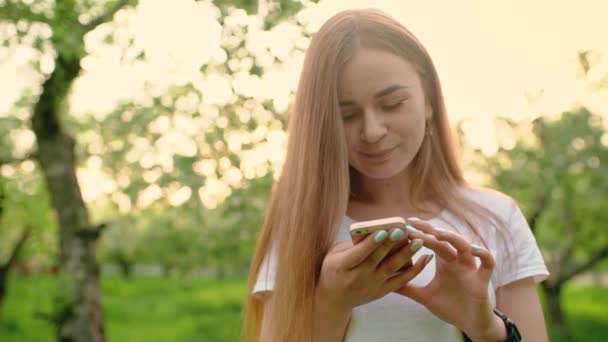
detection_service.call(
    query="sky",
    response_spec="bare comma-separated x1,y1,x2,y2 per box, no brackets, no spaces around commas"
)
1,0,607,208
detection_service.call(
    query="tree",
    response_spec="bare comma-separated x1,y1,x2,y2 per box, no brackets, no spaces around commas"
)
0,177,32,317
0,112,59,321
72,0,313,277
478,106,608,340
1,1,138,340
1,0,313,339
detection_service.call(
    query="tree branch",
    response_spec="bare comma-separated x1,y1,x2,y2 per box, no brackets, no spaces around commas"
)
75,223,107,241
83,0,132,32
0,226,32,274
560,244,608,284
0,179,4,219
556,200,576,269
527,191,550,234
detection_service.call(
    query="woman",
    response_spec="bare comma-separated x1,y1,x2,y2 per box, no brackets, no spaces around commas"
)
242,8,549,342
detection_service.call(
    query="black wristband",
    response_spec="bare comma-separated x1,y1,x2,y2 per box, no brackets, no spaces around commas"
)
493,308,522,341
461,308,522,342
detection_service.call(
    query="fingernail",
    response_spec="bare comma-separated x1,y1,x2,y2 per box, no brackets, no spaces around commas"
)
405,225,419,234
407,217,422,222
435,227,447,234
374,230,388,243
390,228,404,241
424,254,434,266
411,239,423,252
471,244,481,252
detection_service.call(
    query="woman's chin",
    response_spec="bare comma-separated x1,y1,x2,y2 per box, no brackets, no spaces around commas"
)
358,165,406,181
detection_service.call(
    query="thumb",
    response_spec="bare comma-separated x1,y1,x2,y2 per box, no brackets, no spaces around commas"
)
394,283,426,303
331,240,353,253
393,254,433,303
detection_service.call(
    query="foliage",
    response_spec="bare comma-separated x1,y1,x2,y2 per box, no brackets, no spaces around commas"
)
63,1,312,275
0,169,58,272
478,107,608,283
1,0,311,283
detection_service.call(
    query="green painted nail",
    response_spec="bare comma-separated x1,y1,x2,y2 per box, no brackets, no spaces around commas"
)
424,254,434,266
435,227,447,234
407,217,422,222
390,229,404,241
374,230,388,243
405,225,419,234
471,244,482,252
411,239,423,252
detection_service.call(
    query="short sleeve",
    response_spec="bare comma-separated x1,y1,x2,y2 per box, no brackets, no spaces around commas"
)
252,240,278,298
495,201,550,287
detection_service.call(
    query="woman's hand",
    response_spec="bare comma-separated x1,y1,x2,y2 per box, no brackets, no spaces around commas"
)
394,219,506,341
315,228,431,314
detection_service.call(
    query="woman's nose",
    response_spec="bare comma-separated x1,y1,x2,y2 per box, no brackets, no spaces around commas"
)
360,111,387,143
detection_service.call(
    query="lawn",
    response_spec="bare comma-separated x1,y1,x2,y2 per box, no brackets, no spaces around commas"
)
0,275,246,342
0,275,606,341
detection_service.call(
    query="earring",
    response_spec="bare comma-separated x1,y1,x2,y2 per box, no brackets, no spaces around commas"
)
425,121,433,137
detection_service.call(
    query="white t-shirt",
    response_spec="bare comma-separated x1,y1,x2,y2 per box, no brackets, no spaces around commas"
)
252,188,549,342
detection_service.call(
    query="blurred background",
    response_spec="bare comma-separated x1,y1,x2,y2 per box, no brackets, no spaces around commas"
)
0,0,606,341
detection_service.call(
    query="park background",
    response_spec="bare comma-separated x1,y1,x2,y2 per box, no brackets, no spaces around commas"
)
1,0,607,341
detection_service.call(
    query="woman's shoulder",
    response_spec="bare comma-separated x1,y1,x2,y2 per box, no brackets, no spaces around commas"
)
457,186,518,218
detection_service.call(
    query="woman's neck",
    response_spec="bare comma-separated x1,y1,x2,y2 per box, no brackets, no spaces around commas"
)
353,169,415,207
348,185,441,222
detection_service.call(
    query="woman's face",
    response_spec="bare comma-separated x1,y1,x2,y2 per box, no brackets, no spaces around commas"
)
337,47,432,181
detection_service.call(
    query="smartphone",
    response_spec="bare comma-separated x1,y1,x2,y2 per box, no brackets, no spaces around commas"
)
349,217,407,244
350,216,412,272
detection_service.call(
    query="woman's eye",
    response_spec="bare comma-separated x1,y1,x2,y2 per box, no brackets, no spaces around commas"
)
342,112,357,121
382,101,403,111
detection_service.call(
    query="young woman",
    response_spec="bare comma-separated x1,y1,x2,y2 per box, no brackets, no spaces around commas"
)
242,8,549,342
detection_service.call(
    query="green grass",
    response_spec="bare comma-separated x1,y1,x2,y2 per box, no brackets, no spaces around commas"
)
0,275,246,342
546,286,608,342
0,275,606,341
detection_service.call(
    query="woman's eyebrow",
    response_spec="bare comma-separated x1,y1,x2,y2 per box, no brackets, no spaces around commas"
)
375,84,408,98
339,84,409,107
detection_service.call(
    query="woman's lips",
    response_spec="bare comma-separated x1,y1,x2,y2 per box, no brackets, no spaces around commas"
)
360,147,396,162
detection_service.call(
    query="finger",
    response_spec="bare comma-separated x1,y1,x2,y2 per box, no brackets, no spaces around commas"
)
376,238,424,279
405,217,435,233
340,230,389,269
396,259,413,272
385,237,411,258
433,228,476,266
331,240,354,253
471,244,495,282
407,218,468,252
408,219,477,265
364,228,408,269
405,226,457,261
392,254,434,302
380,252,429,294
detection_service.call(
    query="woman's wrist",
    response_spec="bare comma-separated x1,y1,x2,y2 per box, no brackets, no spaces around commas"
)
314,285,351,317
484,313,508,341
463,310,507,342
313,287,352,342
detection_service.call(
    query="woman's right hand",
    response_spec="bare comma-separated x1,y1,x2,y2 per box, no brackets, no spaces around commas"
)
315,229,431,314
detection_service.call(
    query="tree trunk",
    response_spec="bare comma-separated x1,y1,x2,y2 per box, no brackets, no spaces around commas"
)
32,52,105,342
0,179,5,315
116,256,133,278
541,282,573,341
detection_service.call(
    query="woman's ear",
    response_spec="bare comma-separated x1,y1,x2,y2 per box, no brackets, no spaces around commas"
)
425,99,433,121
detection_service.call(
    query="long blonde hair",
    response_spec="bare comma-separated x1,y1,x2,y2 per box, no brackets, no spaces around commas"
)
242,8,507,342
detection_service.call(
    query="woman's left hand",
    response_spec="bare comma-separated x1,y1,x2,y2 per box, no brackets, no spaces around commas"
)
393,219,505,341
